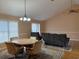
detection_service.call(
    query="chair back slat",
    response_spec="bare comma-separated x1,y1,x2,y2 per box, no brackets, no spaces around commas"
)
5,42,18,55
27,40,42,55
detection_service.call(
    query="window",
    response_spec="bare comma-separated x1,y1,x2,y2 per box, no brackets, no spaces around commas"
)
32,23,40,32
9,21,18,38
0,21,8,43
0,20,18,43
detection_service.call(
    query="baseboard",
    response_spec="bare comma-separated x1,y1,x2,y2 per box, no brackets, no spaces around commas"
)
70,39,79,41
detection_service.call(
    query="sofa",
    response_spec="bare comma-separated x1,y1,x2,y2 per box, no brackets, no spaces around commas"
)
41,33,70,48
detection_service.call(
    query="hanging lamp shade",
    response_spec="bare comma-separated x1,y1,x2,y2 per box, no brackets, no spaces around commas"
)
19,17,31,21
19,0,31,21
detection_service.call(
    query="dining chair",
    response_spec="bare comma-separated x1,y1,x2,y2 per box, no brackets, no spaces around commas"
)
5,42,24,59
10,37,19,41
26,40,42,59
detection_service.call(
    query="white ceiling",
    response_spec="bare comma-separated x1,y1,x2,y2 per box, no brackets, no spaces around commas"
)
0,0,79,20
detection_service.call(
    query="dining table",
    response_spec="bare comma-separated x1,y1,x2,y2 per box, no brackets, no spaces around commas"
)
11,38,38,47
11,38,38,53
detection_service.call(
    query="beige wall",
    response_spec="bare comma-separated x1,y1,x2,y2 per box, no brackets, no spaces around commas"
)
40,20,46,33
0,14,42,39
1,5,79,41
19,21,31,38
39,5,79,41
0,14,31,38
19,19,42,38
43,10,79,41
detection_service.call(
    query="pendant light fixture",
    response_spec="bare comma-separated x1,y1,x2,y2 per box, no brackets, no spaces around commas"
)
19,0,31,21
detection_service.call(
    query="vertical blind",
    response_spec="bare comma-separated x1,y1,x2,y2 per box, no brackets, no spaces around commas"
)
0,20,18,43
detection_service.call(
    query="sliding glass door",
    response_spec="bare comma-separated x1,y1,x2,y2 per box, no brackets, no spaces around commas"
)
0,21,8,43
9,21,18,38
0,20,18,43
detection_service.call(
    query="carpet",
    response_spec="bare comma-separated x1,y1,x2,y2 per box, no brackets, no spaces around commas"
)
0,46,64,59
0,50,53,59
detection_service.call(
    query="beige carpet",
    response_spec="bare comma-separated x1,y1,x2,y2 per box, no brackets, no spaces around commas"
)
42,46,65,59
0,50,53,59
0,45,64,59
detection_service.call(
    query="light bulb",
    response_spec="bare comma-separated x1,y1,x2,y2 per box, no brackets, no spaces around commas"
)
27,18,31,21
23,17,27,21
19,17,31,21
19,17,23,21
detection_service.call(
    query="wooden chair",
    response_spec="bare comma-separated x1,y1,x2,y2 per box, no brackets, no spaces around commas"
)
26,40,42,59
5,42,24,59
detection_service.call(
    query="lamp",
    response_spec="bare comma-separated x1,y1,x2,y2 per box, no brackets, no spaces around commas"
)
19,0,31,21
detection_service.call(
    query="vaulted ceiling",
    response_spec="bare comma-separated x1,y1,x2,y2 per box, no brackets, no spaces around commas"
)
0,0,79,20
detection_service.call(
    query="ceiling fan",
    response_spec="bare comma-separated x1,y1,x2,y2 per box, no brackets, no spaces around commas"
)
69,9,79,13
69,0,79,13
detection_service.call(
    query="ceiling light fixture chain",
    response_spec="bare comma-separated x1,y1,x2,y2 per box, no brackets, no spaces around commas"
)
19,0,31,21
24,0,26,17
